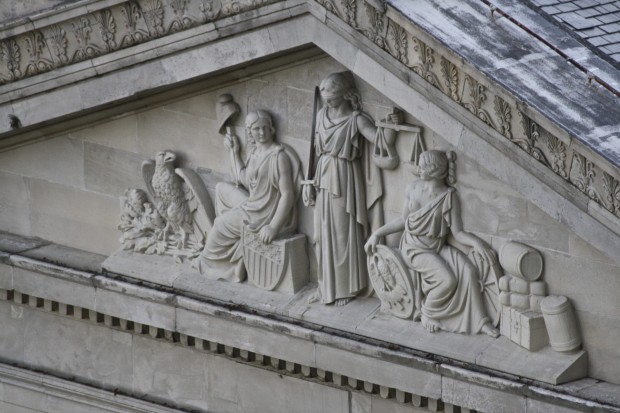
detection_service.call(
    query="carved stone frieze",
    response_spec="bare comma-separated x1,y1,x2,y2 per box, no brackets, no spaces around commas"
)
312,0,620,228
440,56,460,103
463,74,495,128
516,112,550,167
0,0,280,85
411,38,442,91
1,0,616,227
570,153,600,202
494,95,512,140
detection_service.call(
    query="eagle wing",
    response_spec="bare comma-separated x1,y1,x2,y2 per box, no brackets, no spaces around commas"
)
175,168,215,242
141,160,157,200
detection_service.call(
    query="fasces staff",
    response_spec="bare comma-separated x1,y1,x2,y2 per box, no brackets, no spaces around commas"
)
301,86,320,207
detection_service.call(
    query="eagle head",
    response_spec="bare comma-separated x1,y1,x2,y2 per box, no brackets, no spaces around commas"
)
155,150,176,166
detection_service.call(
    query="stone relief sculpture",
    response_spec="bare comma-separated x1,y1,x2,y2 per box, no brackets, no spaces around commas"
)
118,150,215,259
193,109,305,288
303,71,401,307
499,242,582,352
365,150,500,337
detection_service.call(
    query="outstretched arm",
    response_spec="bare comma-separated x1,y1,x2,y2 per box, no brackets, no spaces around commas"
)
357,111,401,145
450,194,497,264
259,152,295,244
364,193,409,254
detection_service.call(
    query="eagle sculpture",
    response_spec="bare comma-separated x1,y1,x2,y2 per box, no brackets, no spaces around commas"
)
142,150,215,251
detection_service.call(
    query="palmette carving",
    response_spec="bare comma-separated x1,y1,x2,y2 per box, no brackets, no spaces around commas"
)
440,57,460,102
95,10,118,52
0,39,22,82
388,22,408,65
412,38,441,90
24,32,54,76
463,75,494,128
603,173,620,217
362,2,386,48
141,0,166,36
516,112,550,167
46,25,69,66
545,134,569,179
120,2,150,46
570,153,599,201
71,17,101,62
494,96,512,140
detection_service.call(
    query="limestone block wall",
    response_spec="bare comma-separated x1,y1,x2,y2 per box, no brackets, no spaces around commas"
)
0,54,618,384
0,300,429,413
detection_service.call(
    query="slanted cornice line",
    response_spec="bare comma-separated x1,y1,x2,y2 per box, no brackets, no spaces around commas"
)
0,0,618,258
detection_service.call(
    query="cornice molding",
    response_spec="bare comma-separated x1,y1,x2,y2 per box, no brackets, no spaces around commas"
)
1,252,617,412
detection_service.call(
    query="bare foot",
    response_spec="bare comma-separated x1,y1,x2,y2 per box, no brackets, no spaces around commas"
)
335,297,353,307
307,289,321,304
481,323,499,338
421,315,441,333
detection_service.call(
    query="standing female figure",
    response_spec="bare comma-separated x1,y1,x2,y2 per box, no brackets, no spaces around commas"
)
305,72,398,306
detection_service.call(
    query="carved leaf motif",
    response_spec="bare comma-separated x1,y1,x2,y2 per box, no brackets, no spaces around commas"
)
24,31,53,76
47,25,68,66
222,1,242,17
316,0,344,19
200,0,221,21
95,9,117,51
341,0,357,26
494,96,512,139
570,153,599,201
168,0,197,33
0,39,22,80
440,57,459,102
545,134,568,179
71,17,102,62
361,3,386,48
141,0,165,36
514,112,550,167
120,2,150,47
602,173,620,215
463,75,494,128
412,38,442,90
388,21,408,65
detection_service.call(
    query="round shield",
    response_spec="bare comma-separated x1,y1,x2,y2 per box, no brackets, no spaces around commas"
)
367,245,415,319
469,250,501,327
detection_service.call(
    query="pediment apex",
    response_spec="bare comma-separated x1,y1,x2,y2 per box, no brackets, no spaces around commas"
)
0,0,617,261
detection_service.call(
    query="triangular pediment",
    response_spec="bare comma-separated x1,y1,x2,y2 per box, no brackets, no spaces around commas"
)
0,1,619,409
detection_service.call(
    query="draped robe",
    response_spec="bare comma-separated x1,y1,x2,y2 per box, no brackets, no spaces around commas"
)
400,188,490,334
197,144,296,282
313,108,383,304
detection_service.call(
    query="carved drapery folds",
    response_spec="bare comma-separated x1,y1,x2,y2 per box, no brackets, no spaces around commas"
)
311,0,620,226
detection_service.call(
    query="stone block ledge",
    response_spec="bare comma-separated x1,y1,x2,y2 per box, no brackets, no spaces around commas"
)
1,234,619,412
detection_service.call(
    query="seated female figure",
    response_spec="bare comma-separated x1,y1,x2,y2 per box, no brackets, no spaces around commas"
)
194,110,299,282
365,150,499,337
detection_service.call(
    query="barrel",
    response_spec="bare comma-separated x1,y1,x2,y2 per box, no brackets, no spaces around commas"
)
540,295,581,352
499,241,543,281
